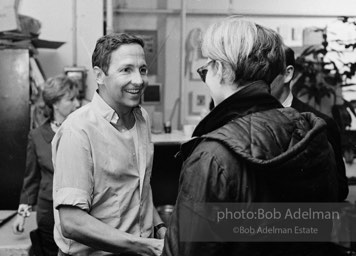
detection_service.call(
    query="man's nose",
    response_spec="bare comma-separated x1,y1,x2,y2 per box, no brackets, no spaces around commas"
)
131,70,144,85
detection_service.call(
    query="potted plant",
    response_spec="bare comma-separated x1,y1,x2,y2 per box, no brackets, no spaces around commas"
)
292,16,356,133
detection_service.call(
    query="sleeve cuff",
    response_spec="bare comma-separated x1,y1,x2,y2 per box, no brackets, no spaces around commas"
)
54,187,91,212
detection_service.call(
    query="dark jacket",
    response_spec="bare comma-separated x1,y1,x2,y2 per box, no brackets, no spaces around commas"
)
162,81,338,256
20,120,55,204
291,97,348,201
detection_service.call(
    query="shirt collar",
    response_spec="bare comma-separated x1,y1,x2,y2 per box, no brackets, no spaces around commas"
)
282,91,293,107
91,90,142,124
91,91,119,124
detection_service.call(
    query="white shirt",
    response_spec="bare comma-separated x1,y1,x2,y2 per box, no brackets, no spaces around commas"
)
130,123,140,171
282,91,294,108
52,92,155,255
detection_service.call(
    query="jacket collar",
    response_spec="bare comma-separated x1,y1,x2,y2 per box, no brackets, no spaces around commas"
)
192,80,282,137
40,119,55,143
180,81,330,170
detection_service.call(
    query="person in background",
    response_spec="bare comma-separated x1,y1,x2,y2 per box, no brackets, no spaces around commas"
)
52,33,164,256
12,75,80,256
162,17,339,256
343,142,355,165
270,46,348,202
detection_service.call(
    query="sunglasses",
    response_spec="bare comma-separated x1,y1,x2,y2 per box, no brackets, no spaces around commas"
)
197,60,214,83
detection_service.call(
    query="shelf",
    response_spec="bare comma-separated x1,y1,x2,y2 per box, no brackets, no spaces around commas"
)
113,8,179,15
113,8,351,18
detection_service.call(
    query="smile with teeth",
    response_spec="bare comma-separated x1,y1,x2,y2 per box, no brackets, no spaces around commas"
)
124,89,141,94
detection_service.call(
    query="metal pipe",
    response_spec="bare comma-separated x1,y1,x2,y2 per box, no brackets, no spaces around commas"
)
178,0,186,130
72,0,77,66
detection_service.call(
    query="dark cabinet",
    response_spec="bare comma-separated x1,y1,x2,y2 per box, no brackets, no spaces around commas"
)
151,144,182,206
0,49,30,210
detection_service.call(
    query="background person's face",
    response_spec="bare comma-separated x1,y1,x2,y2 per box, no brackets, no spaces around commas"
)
270,65,294,102
53,89,80,120
270,73,285,100
101,44,148,113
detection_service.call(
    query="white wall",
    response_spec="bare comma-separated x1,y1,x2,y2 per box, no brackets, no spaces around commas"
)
167,0,356,16
114,0,356,129
19,0,356,127
18,0,103,100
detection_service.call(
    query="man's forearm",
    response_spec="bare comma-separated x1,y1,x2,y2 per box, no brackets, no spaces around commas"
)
59,206,160,255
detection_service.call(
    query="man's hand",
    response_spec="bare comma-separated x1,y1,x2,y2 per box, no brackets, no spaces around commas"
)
156,226,167,240
12,215,26,234
154,222,167,239
139,238,164,256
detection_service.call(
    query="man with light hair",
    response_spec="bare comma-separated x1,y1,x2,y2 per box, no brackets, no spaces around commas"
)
162,17,338,256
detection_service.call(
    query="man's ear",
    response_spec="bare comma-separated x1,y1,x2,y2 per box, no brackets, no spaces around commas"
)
214,60,223,83
93,66,105,85
284,65,294,84
52,101,59,110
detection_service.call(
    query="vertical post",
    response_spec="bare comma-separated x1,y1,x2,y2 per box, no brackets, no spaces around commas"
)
72,0,77,66
106,0,114,35
178,0,186,130
157,0,167,121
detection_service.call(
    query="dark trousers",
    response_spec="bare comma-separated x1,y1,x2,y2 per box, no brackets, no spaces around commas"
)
36,198,58,256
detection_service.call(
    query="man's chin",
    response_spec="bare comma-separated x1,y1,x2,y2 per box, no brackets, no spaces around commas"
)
129,100,141,108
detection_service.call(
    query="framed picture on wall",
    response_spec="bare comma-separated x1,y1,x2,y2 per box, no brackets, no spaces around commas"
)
189,90,209,115
141,83,162,105
125,30,158,75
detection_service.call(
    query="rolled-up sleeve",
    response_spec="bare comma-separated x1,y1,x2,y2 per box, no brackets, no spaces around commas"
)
52,126,93,212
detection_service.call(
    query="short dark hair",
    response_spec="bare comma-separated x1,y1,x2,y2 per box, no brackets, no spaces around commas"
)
285,46,295,67
92,33,145,75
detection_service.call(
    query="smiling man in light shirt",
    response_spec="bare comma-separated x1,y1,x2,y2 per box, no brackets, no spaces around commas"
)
52,33,165,256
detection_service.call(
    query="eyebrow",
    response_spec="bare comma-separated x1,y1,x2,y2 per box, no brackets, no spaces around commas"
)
118,63,147,70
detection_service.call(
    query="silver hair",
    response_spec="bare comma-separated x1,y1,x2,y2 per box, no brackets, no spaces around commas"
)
202,16,285,85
